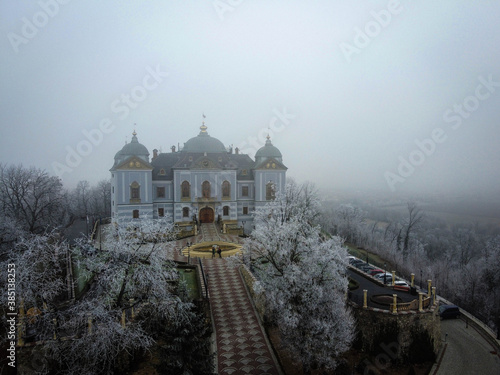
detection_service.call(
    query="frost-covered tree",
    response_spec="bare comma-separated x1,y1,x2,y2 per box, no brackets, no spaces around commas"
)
245,181,354,373
0,231,68,310
7,217,213,374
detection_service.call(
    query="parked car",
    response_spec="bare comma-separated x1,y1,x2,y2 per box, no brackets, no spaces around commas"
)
358,264,374,272
369,269,384,276
393,280,410,292
349,258,364,266
374,272,393,281
439,305,460,319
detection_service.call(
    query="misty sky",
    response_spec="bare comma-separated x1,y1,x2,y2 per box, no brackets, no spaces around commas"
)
1,1,499,197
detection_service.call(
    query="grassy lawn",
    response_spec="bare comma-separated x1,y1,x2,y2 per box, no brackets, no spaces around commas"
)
178,267,199,300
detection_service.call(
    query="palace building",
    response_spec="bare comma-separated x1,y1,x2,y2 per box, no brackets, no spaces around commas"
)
110,122,286,233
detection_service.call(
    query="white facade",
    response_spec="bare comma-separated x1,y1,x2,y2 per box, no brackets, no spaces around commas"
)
110,126,286,232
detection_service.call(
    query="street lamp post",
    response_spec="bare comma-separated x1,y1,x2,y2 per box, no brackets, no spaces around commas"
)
242,220,246,236
420,270,423,290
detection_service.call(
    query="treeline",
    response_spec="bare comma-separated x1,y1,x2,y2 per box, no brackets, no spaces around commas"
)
320,201,500,337
0,163,110,239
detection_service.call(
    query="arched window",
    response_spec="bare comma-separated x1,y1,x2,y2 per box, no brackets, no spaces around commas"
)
183,207,189,218
266,182,275,201
130,181,140,202
181,181,190,198
222,180,230,198
132,210,139,219
223,206,229,216
202,181,211,198
159,168,166,175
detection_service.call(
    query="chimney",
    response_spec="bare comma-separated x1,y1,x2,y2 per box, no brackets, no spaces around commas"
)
235,147,239,155
153,149,158,160
171,145,176,153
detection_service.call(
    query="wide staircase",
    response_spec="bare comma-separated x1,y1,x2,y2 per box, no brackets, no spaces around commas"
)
203,258,281,374
199,222,221,242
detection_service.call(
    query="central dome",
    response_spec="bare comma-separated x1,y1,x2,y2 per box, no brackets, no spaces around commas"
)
182,124,226,153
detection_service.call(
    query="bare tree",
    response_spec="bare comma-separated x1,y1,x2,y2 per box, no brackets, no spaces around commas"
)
402,202,424,258
0,164,69,233
73,180,91,218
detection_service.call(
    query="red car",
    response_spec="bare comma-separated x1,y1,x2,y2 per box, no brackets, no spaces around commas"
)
393,281,410,292
369,269,384,276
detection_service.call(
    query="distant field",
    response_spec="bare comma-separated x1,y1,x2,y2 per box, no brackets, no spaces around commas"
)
421,209,500,229
379,201,500,231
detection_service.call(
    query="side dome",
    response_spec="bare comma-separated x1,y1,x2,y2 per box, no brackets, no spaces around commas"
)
112,131,149,167
182,124,226,153
255,136,282,162
120,131,150,157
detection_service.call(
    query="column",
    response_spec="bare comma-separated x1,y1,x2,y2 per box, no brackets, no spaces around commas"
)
427,279,432,296
392,294,398,314
418,292,424,312
392,270,396,286
410,273,415,287
432,287,436,305
363,289,368,309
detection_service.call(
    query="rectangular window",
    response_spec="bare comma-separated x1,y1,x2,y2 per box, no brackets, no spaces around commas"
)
158,208,164,217
133,210,139,219
243,206,248,215
242,186,249,197
131,187,140,199
157,186,165,198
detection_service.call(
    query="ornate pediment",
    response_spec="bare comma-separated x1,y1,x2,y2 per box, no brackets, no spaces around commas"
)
254,158,287,170
115,156,153,170
193,156,218,169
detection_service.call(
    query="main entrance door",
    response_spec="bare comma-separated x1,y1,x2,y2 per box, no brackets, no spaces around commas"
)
200,207,214,223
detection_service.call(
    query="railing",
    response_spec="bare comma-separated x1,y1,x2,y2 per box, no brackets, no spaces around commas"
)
198,258,209,299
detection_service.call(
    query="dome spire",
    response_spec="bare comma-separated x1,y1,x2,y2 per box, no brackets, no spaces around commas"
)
200,113,208,134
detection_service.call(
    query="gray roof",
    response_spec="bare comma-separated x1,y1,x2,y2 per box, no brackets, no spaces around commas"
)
255,138,282,159
149,151,256,181
181,125,227,153
119,132,150,157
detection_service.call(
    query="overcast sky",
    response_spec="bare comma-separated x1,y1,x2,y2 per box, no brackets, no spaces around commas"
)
1,1,499,198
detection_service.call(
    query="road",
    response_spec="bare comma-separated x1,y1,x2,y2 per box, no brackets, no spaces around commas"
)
347,269,417,309
434,318,500,374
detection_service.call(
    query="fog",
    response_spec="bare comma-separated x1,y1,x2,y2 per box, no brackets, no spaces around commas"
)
1,1,499,200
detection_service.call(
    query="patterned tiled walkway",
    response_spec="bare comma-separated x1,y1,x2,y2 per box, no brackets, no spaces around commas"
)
204,258,281,375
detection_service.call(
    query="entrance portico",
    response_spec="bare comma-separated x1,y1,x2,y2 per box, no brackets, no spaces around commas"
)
199,206,215,223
